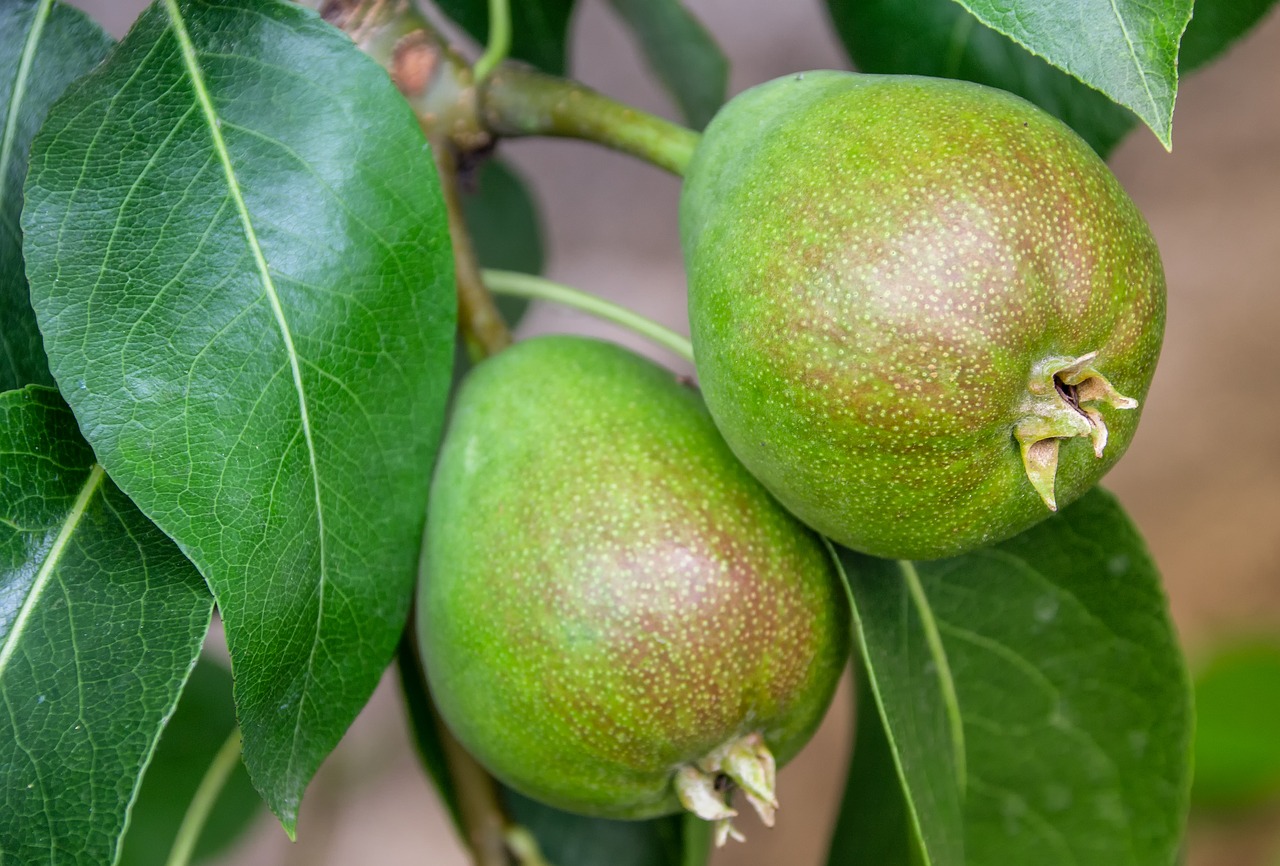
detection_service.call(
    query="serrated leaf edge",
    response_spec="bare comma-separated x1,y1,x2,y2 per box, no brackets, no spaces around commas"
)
1104,0,1167,137
952,0,1182,148
0,463,105,673
162,0,327,828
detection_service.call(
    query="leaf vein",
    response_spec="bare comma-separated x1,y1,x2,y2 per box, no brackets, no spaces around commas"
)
0,0,52,213
0,464,105,676
162,0,329,787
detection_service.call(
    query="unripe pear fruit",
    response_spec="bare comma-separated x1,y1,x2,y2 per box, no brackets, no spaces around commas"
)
419,336,849,840
681,71,1166,561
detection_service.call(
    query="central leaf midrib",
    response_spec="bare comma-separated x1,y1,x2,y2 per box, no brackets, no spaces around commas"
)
0,463,105,675
0,0,54,213
161,0,328,754
900,559,967,790
1105,0,1162,120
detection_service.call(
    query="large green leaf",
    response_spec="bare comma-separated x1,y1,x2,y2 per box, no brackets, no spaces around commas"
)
21,0,455,832
434,0,577,75
118,656,262,866
604,0,727,130
1190,641,1280,810
826,0,1277,157
0,0,112,390
951,0,1191,148
825,672,920,866
833,488,1192,866
0,386,212,866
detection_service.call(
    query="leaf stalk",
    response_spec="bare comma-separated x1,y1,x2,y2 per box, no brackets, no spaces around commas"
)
473,0,512,83
479,66,699,176
165,727,243,866
482,269,694,363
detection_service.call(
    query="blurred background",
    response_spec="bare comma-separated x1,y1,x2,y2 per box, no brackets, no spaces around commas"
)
66,1,1280,864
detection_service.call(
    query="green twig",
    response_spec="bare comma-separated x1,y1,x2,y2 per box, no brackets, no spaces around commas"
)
482,269,694,363
480,67,700,176
473,0,512,83
504,825,555,866
300,0,700,176
165,727,242,866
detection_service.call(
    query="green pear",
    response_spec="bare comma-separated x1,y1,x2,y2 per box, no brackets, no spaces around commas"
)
419,336,849,840
682,71,1165,560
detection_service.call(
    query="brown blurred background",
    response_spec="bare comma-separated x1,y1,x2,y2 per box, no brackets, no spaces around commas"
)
67,1,1280,864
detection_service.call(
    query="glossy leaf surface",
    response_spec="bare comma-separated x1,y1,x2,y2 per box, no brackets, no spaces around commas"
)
0,386,212,866
22,0,455,831
826,0,1276,156
0,0,112,390
434,0,577,75
1191,641,1280,809
118,656,261,866
605,0,727,130
835,488,1191,866
952,0,1191,148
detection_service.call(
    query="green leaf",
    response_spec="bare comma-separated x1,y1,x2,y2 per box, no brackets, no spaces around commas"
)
1178,0,1280,70
0,385,213,866
950,0,1191,149
118,655,262,866
834,488,1192,866
604,0,727,130
504,790,686,866
434,0,577,75
21,0,455,832
0,0,112,390
826,0,1273,157
1190,640,1280,810
462,158,544,330
826,671,920,866
463,159,544,278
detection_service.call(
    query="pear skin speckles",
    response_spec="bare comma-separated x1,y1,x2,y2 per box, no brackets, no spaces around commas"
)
682,72,1166,560
419,336,849,822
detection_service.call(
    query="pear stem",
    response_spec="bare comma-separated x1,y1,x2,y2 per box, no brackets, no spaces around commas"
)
480,67,700,176
164,727,242,866
482,270,695,364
